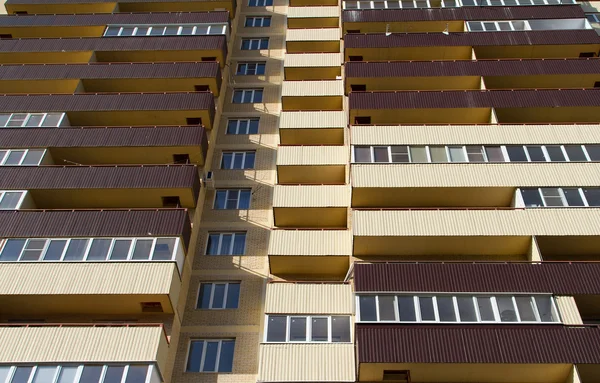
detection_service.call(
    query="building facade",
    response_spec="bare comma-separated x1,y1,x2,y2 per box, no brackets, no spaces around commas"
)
0,0,600,381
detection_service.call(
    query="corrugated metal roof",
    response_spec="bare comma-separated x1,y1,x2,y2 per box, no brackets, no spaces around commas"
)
282,80,344,97
354,262,600,294
288,6,340,18
0,92,215,112
344,30,600,48
286,28,340,41
349,88,600,109
268,230,352,256
0,209,192,249
284,53,342,68
356,325,600,363
343,5,584,22
280,111,347,129
0,12,229,26
0,164,199,190
273,185,350,207
265,283,353,314
0,126,207,150
346,58,600,78
0,62,220,80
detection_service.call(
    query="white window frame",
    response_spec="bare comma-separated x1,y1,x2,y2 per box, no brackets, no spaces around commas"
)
226,118,259,134
343,0,431,8
240,38,269,50
104,23,227,37
245,16,271,27
263,315,352,343
518,187,598,208
205,232,247,255
0,149,46,166
232,89,263,104
197,282,241,309
186,339,235,373
0,113,65,128
249,0,273,6
236,62,266,75
213,189,252,210
0,190,27,210
0,363,157,383
220,151,256,170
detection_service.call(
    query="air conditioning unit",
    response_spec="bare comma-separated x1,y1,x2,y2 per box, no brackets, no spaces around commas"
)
203,171,214,190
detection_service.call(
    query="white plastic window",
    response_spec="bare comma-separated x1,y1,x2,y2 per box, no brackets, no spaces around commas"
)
264,315,352,343
0,113,65,128
0,364,156,383
104,24,227,36
0,149,46,166
0,191,27,210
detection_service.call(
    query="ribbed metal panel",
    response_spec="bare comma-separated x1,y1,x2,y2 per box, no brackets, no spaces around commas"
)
288,6,340,18
286,28,340,41
349,89,600,110
0,126,207,149
265,283,353,314
0,62,220,80
556,296,584,324
0,92,215,112
343,5,584,22
0,12,229,26
277,145,347,166
273,185,350,207
284,53,342,68
282,80,344,97
353,262,600,294
346,58,600,78
268,230,352,255
344,30,600,49
353,209,600,237
0,325,164,363
280,111,347,129
352,163,600,188
350,124,600,145
258,344,355,382
0,262,176,295
7,0,226,3
356,325,600,363
0,165,199,190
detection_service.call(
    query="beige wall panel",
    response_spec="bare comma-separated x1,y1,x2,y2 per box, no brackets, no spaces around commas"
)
258,344,355,382
282,80,344,96
352,163,600,188
285,53,343,67
231,35,285,59
265,283,353,314
274,185,350,207
280,111,347,129
351,124,600,145
556,296,584,325
288,5,340,17
269,230,352,255
216,112,279,148
353,209,600,236
286,28,340,41
0,326,165,364
277,145,348,165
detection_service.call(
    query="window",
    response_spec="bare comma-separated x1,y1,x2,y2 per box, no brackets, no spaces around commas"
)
236,62,266,75
241,38,269,50
519,187,600,208
467,20,525,32
227,119,259,134
104,24,227,36
214,189,251,209
221,151,256,169
356,294,559,323
186,340,235,372
264,315,351,343
0,191,26,209
0,364,156,383
0,113,65,128
232,89,263,103
245,16,271,27
206,232,247,255
587,14,600,23
198,282,241,309
0,149,46,166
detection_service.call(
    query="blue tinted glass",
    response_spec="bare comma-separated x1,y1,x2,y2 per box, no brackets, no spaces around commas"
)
248,119,259,134
226,283,240,308
227,120,238,134
212,284,226,308
63,239,89,261
263,18,271,26
238,190,251,209
232,91,244,103
232,233,246,255
198,284,212,308
253,90,263,102
236,63,247,74
202,342,219,372
207,234,220,255
244,152,256,169
214,190,227,209
259,39,269,49
241,40,251,50
124,366,148,383
218,341,235,372
103,366,125,383
186,341,204,372
43,239,67,261
11,367,33,383
221,153,233,169
256,64,266,75
80,365,102,383
0,239,26,261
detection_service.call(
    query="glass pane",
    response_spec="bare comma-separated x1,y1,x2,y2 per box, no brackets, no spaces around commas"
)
497,297,518,322
469,22,484,31
0,115,8,127
207,234,220,255
397,296,416,321
20,239,47,261
56,366,78,383
585,144,600,161
103,366,125,383
226,190,239,209
565,145,587,161
0,239,26,261
220,234,232,255
226,283,240,308
181,26,194,35
476,296,495,321
32,366,57,383
437,296,456,322
526,146,546,162
0,366,10,383
109,239,132,260
11,367,33,383
41,113,63,127
546,146,566,161
22,150,45,165
485,146,504,162
331,316,351,342
515,296,537,321
221,153,232,169
233,153,244,169
448,146,467,162
124,366,148,383
378,296,396,321
238,190,251,209
214,190,227,209
541,188,565,207
208,25,223,34
521,188,544,207
419,297,435,321
429,146,448,163
391,146,409,163
227,120,239,134
256,64,266,75
212,284,226,309
135,27,149,36
0,150,6,164
105,26,120,36
466,146,485,162
410,146,428,162
7,114,27,127
186,341,204,372
195,26,209,35
203,342,219,372
0,191,23,209
80,366,103,383
373,147,389,162
198,283,212,308
218,341,235,372
131,239,153,260
25,114,43,127
311,317,328,341
354,146,371,162
563,188,585,207
165,26,179,35
289,317,307,341
86,239,112,261
266,316,287,342
152,238,176,260
249,119,259,134
63,239,89,261
150,26,165,35
232,233,246,255
43,239,67,261
584,188,600,206
534,296,557,322
359,295,377,321
4,151,24,165
457,296,477,322
506,146,527,162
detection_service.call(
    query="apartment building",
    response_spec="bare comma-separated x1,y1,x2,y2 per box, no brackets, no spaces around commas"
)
1,0,600,380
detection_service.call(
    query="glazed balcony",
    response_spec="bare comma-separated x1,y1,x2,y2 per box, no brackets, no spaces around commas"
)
279,111,347,145
284,53,342,80
277,145,347,184
273,185,350,227
286,28,340,53
287,6,340,29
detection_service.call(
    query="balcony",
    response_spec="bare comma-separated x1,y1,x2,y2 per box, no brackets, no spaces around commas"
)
0,93,216,128
0,36,227,65
284,53,342,80
286,28,340,53
351,162,600,207
279,111,347,145
287,6,340,29
268,229,352,277
290,0,338,8
0,324,170,377
282,80,344,110
265,282,353,314
0,12,230,38
277,145,347,184
273,185,350,227
353,208,600,258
